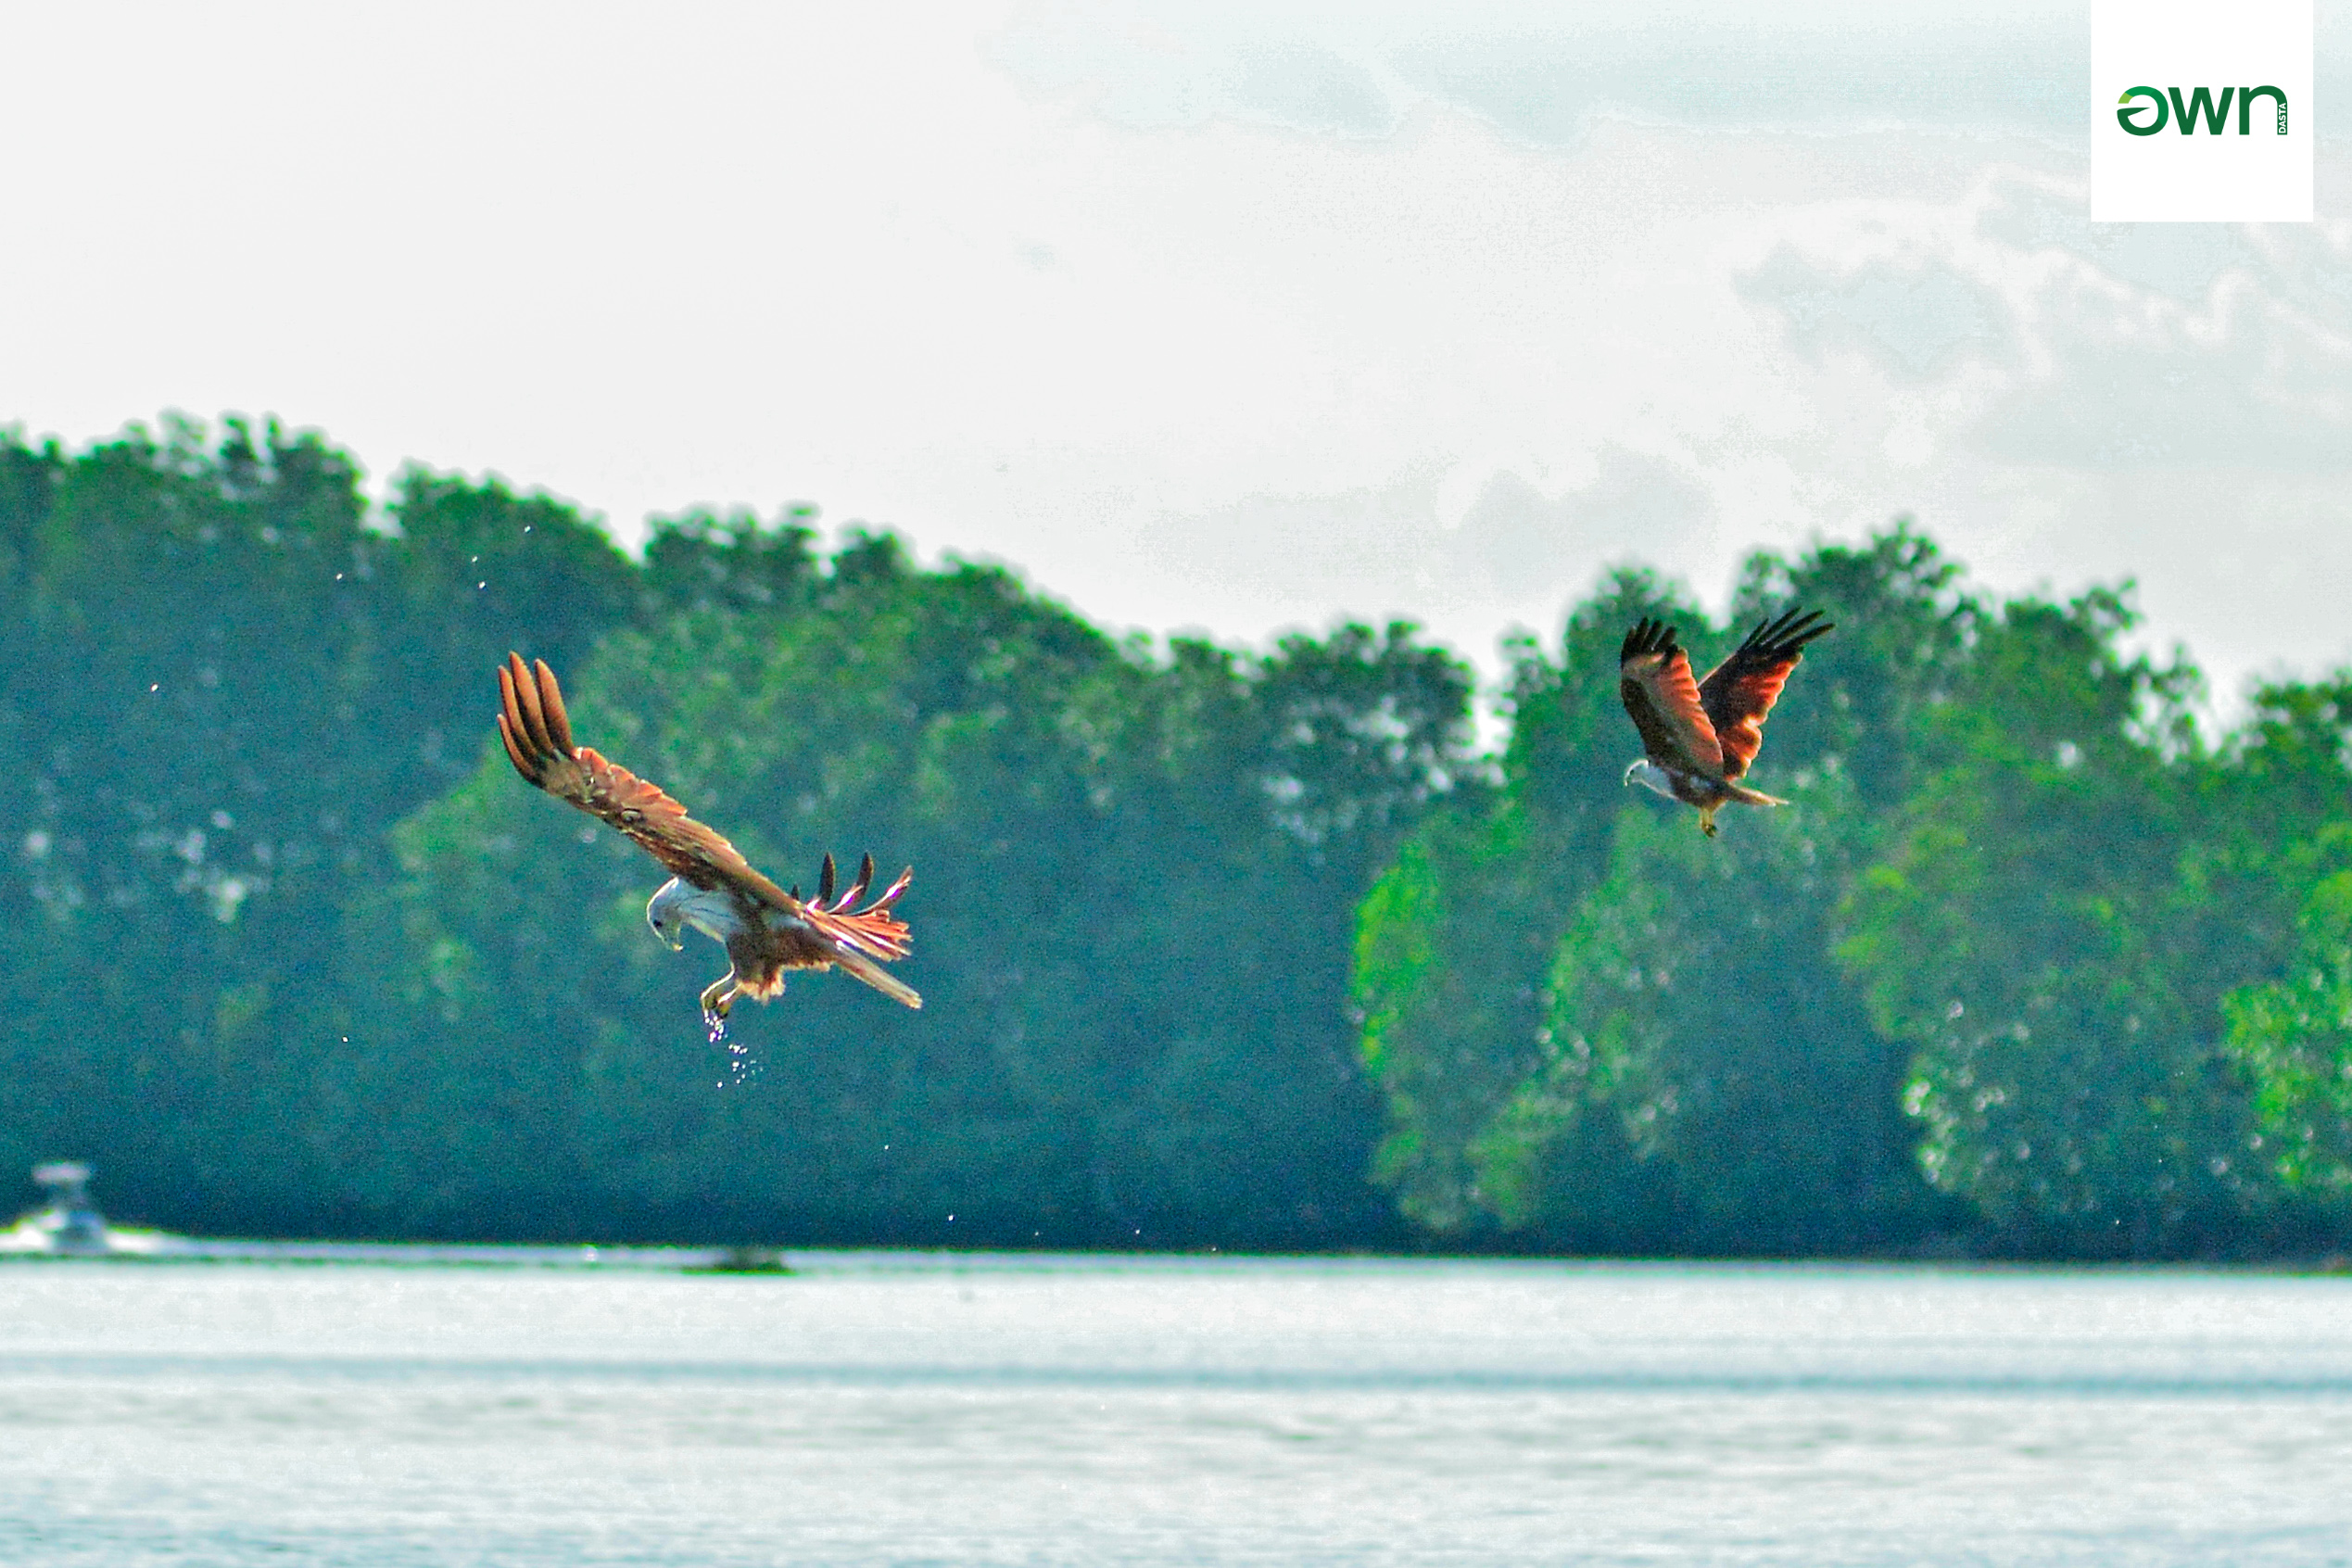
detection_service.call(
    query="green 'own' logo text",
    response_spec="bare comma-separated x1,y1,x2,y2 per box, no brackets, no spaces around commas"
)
2117,85,2290,135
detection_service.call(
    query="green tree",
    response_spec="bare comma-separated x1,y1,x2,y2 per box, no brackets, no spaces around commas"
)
0,432,73,1191
376,465,642,792
0,417,646,1233
14,412,2346,1260
2215,679,2352,1201
1835,588,2275,1252
1354,570,1696,1233
1,417,384,1226
1477,778,1941,1254
2224,832,2352,1197
345,532,1474,1245
641,505,823,616
1356,527,1971,1250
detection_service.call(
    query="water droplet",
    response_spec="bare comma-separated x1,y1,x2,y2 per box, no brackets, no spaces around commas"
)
708,1019,762,1088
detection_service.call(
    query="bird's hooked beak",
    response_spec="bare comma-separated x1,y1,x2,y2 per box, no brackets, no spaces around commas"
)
1623,760,1642,788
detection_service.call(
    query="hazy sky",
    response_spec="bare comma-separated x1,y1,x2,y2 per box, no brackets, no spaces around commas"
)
5,2,2349,712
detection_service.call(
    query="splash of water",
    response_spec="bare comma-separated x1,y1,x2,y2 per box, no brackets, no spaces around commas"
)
723,1035,764,1088
707,1014,762,1088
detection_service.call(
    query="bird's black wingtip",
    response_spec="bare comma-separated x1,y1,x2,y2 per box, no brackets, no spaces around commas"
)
1620,615,1681,663
1740,606,1837,656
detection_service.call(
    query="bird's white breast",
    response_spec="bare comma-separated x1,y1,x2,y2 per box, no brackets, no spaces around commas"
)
1625,759,1680,800
673,883,748,944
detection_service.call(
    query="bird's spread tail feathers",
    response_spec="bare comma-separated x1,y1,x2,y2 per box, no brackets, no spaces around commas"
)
796,853,920,1007
827,947,922,1009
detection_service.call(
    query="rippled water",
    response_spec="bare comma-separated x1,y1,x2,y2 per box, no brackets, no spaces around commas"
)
1,1253,2347,1565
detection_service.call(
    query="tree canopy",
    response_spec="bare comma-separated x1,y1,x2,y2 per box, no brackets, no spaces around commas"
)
5,417,2347,1259
1354,529,2352,1258
0,419,1469,1246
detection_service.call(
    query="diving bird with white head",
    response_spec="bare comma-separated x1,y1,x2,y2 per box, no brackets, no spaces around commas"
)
494,653,920,1025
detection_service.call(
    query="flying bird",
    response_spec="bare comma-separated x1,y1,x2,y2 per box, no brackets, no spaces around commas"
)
494,653,920,1023
1618,608,1833,837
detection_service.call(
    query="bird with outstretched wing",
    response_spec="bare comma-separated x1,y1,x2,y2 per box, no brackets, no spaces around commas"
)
1618,607,1832,836
495,652,920,1024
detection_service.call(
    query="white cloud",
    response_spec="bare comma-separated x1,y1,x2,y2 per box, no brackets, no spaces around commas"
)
989,0,2092,143
2,2,2349,717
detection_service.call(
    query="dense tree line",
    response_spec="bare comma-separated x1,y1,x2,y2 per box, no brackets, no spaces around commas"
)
1356,531,2352,1258
0,418,1468,1246
4,417,2347,1257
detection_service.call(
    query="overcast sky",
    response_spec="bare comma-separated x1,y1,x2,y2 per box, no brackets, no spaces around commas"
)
5,2,2349,714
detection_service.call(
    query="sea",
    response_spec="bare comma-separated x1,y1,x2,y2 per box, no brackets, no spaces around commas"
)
0,1251,2346,1566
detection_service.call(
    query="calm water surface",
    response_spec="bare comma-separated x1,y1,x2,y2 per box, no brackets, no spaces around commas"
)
0,1254,2346,1565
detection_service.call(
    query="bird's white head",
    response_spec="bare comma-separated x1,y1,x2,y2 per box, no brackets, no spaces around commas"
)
646,877,689,950
1625,759,1676,800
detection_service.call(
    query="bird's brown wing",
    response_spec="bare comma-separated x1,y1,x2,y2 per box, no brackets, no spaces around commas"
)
496,652,802,911
1695,608,1833,781
1620,618,1725,778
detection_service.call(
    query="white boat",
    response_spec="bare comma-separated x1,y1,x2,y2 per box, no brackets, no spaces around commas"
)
0,1162,175,1258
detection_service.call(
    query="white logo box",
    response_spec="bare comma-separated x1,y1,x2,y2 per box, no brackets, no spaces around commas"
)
2092,0,2311,222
